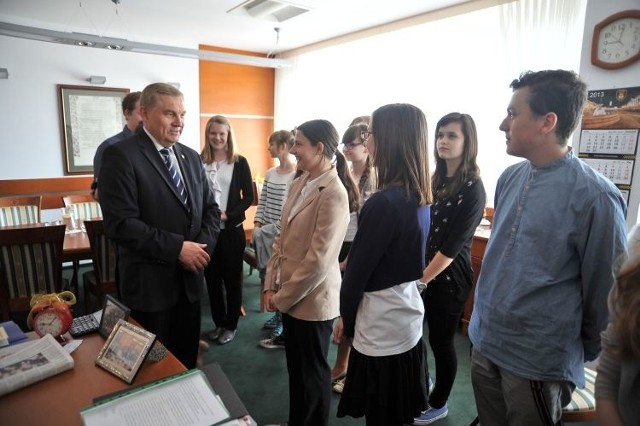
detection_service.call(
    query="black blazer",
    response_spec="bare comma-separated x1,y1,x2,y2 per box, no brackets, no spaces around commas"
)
99,131,220,312
219,155,254,228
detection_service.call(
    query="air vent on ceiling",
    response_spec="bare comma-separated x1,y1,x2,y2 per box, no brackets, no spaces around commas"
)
228,0,310,22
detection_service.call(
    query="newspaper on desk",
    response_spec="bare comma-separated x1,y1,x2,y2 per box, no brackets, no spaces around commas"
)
0,333,74,396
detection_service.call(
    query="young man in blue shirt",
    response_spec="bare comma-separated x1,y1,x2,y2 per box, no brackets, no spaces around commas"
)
469,70,627,425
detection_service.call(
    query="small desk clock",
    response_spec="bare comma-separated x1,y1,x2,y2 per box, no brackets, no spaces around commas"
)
27,292,76,338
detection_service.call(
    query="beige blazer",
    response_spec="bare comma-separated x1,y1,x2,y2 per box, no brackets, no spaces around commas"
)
265,167,349,321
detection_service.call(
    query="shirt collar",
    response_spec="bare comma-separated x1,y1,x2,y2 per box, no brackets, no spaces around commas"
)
143,127,174,153
531,147,574,173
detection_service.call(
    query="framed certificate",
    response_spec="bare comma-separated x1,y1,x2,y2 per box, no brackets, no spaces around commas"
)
58,85,129,174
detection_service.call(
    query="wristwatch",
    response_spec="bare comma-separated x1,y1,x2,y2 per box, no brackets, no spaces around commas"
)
416,280,428,294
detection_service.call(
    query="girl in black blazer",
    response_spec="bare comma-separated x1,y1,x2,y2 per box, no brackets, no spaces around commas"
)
201,115,254,344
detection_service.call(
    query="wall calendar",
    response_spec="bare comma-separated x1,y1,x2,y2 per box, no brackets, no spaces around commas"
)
578,86,640,210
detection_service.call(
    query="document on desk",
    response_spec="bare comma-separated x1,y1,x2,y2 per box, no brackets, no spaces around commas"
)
81,369,230,426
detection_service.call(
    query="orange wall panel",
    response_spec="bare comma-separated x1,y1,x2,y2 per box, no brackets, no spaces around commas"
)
198,45,276,231
199,45,274,117
200,63,274,117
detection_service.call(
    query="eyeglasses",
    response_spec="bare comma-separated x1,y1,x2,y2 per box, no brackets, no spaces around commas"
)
361,131,373,141
343,142,364,150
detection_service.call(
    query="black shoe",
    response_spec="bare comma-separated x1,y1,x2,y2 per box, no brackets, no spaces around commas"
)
259,334,285,349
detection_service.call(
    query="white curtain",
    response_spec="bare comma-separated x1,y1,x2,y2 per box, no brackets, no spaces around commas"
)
274,0,587,204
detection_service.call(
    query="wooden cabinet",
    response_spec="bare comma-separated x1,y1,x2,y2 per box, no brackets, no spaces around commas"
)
461,230,489,335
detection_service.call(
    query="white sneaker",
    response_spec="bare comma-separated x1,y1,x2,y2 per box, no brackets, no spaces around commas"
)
218,329,236,344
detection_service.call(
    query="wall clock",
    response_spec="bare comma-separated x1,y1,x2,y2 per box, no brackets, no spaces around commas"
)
591,10,640,69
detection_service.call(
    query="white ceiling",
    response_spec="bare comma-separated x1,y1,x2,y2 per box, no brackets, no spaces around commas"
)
0,0,471,54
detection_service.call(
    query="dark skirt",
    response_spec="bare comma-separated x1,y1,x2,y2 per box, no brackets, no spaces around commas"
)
337,339,428,425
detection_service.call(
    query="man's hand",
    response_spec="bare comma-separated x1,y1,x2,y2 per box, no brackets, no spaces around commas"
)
178,241,210,272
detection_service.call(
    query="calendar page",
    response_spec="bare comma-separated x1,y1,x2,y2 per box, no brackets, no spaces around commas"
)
582,158,634,185
579,129,638,155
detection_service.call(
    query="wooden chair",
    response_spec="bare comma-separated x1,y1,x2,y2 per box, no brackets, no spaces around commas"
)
82,219,118,313
62,195,102,297
62,195,102,221
243,245,258,276
0,196,41,227
0,224,66,320
62,194,94,204
561,366,597,422
243,179,261,275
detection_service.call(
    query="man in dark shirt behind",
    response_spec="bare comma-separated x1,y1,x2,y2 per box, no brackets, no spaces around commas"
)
91,91,142,199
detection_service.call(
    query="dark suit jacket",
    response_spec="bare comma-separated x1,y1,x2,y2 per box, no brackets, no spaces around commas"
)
220,155,254,228
99,131,220,312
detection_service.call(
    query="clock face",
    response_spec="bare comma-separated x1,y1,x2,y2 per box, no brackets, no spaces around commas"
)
33,311,65,337
592,11,640,69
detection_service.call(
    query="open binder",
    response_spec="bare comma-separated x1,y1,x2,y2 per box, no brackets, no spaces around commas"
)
81,363,249,426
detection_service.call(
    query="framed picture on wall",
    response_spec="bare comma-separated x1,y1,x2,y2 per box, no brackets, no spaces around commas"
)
58,85,129,175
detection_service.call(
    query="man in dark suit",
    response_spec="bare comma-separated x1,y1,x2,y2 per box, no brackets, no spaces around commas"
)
99,83,220,368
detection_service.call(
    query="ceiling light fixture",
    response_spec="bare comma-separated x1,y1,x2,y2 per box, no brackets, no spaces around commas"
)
0,21,291,68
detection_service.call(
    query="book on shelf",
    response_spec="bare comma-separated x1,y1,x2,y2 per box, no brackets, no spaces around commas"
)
81,369,234,426
0,334,74,396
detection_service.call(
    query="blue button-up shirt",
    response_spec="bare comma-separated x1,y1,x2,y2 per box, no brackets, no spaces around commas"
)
469,149,627,387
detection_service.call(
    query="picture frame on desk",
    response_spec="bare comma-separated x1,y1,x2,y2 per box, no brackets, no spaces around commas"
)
98,295,131,339
96,319,155,384
58,84,129,175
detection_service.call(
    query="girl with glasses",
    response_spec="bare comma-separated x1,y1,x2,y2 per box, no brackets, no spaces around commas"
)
332,122,375,391
337,103,432,425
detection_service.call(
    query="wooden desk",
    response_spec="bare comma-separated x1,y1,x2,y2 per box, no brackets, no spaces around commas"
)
63,230,91,262
461,227,490,335
61,230,93,302
0,332,186,426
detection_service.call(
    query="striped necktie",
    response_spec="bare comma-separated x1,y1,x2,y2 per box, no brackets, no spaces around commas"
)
160,148,188,206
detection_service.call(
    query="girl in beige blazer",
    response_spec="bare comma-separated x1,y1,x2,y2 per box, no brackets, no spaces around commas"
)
264,119,356,426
